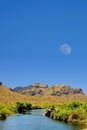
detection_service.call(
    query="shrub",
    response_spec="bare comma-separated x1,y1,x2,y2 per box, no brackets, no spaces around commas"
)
46,101,87,125
51,109,69,121
16,102,32,113
0,104,16,120
0,108,9,119
68,101,82,109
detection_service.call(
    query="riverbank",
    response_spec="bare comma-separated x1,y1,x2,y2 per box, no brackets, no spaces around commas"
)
0,109,82,130
1,101,87,125
1,101,87,130
0,102,33,119
45,101,87,126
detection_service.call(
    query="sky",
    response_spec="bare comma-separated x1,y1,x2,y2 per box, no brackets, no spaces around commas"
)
0,0,87,93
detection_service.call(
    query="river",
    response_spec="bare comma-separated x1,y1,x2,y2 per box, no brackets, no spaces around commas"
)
0,109,84,130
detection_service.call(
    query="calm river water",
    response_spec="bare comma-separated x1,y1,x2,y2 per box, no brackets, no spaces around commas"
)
0,109,84,130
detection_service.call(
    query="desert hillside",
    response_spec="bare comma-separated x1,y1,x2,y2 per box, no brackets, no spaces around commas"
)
0,83,87,106
0,84,29,105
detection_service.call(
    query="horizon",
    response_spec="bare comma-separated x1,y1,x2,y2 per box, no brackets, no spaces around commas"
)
0,0,87,94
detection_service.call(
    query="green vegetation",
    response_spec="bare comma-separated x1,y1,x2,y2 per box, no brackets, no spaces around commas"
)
46,101,87,125
16,102,32,113
0,104,16,119
0,102,32,119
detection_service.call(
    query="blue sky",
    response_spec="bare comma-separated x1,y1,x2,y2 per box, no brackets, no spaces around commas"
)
0,0,87,93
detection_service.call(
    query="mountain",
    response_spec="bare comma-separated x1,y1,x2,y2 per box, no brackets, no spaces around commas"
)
0,83,87,107
12,83,85,96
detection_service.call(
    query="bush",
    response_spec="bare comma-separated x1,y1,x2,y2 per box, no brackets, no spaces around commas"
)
68,101,82,109
0,108,9,119
16,102,32,113
0,104,16,120
46,101,87,125
51,109,69,121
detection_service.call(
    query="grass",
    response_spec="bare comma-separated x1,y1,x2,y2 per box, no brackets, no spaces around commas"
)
0,102,32,119
46,101,87,125
0,104,16,119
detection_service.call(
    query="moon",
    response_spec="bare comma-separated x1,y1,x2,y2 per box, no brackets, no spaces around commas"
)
59,44,71,55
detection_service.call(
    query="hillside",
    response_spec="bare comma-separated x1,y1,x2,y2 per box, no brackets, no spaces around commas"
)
0,85,29,105
0,83,87,107
12,83,85,96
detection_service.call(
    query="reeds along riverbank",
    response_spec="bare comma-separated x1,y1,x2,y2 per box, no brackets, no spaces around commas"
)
45,101,87,125
0,102,33,120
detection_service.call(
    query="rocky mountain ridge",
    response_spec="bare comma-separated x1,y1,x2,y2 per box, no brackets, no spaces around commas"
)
12,83,84,96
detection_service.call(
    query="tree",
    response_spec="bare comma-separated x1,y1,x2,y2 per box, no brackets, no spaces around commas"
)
16,102,32,113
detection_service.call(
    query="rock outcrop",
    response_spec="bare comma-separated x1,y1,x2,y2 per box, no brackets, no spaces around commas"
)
12,83,85,96
0,82,3,86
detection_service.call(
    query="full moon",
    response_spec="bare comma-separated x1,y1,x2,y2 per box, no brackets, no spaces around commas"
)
59,44,71,55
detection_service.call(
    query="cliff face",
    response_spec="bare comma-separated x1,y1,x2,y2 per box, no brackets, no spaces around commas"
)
12,83,85,96
13,83,48,96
